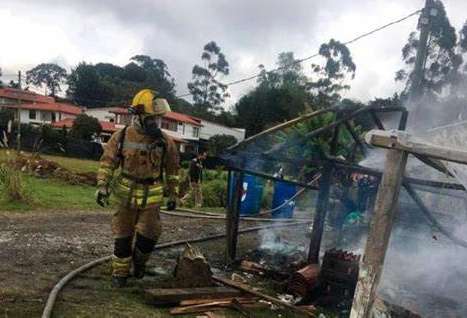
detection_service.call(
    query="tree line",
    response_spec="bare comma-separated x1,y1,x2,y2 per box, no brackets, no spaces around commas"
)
0,1,466,138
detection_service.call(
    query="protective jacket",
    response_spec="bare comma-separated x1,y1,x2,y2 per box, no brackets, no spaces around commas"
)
97,124,179,208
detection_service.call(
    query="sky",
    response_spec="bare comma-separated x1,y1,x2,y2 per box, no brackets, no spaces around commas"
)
1,0,467,109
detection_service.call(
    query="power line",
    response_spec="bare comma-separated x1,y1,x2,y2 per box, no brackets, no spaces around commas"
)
1,9,421,104
176,9,422,98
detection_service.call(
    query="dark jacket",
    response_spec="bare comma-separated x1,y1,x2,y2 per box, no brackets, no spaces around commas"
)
188,157,203,183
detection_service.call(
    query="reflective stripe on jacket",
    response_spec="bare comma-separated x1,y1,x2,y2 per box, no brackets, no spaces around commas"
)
97,124,179,208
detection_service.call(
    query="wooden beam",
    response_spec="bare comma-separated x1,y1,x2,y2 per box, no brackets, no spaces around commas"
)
225,171,243,266
350,148,408,317
212,275,316,317
366,130,467,165
308,165,332,263
146,286,241,304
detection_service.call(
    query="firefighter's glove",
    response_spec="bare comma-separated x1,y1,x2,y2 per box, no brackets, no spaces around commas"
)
166,200,176,211
95,187,109,207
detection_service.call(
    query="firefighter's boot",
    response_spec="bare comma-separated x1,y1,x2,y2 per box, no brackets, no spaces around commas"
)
111,255,132,287
133,233,156,279
132,248,151,279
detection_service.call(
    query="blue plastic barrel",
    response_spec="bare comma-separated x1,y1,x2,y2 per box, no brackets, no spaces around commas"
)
230,174,264,215
272,182,296,218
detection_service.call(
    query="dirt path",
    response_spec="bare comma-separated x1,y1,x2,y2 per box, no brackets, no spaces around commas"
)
0,209,280,317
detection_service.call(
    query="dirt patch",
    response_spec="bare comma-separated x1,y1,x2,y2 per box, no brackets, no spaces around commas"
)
0,209,283,317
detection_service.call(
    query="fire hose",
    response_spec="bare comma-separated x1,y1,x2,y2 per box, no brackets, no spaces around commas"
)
41,218,311,318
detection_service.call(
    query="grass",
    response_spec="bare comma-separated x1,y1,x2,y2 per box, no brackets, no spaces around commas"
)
0,149,105,212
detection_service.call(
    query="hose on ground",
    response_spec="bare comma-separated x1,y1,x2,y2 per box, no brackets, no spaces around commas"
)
41,220,311,318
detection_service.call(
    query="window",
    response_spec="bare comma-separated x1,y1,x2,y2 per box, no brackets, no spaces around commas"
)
192,127,199,138
161,119,177,131
29,110,36,120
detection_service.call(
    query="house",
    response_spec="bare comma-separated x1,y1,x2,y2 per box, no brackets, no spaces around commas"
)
0,87,54,106
91,107,202,154
0,88,85,126
198,118,245,145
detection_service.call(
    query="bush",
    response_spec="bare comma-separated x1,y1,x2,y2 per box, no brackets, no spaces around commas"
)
202,178,228,207
0,165,37,203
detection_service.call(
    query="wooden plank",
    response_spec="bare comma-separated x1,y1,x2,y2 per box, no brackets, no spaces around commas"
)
170,299,264,315
350,148,408,318
366,129,467,165
180,297,257,306
213,275,316,317
146,286,241,304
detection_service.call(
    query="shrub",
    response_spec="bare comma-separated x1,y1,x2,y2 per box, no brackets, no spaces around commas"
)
0,165,36,203
202,178,228,207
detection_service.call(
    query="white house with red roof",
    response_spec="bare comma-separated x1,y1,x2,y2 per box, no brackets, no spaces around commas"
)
87,106,202,153
0,88,85,126
0,87,54,106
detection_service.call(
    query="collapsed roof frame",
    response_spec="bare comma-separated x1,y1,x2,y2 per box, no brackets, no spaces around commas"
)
220,104,467,268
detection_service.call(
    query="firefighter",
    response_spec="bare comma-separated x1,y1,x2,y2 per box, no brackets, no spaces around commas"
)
95,89,179,287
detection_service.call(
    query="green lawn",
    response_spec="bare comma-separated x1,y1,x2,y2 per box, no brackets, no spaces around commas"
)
0,149,105,211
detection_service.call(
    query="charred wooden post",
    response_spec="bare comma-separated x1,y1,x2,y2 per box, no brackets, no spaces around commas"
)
350,147,408,318
308,125,340,263
308,165,332,264
225,170,244,266
398,110,409,130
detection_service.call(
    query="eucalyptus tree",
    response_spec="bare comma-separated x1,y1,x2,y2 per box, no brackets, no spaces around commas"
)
307,39,356,107
396,1,464,99
26,63,67,97
188,41,230,114
129,55,176,102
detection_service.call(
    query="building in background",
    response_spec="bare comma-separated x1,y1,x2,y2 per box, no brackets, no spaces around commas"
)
1,88,246,155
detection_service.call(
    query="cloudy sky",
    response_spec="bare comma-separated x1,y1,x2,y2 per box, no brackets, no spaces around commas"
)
1,0,467,108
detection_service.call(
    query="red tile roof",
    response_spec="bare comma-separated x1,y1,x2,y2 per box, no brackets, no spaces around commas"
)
100,121,118,132
108,107,201,126
0,88,54,104
50,118,74,128
164,111,201,126
4,102,84,115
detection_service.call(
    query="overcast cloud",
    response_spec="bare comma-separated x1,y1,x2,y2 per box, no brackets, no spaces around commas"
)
1,0,467,108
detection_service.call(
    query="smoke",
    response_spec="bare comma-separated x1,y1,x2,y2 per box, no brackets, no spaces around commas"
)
379,222,467,316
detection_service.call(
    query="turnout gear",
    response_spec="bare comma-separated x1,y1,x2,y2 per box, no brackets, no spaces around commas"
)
95,186,110,207
97,88,180,284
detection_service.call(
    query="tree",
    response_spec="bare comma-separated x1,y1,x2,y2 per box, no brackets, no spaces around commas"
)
258,52,308,88
70,114,102,141
307,39,356,106
235,84,310,137
130,55,176,102
26,63,67,97
208,134,238,156
0,108,14,130
67,62,112,107
188,41,230,114
396,1,463,99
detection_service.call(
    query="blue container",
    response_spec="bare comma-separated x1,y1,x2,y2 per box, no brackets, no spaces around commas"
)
272,182,296,218
229,174,264,215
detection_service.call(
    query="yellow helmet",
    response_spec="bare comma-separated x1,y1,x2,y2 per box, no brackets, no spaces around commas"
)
129,89,171,116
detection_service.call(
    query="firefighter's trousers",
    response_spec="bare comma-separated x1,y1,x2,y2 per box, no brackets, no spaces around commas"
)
111,204,162,277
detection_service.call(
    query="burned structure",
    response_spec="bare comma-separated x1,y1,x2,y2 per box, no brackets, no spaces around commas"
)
218,104,467,317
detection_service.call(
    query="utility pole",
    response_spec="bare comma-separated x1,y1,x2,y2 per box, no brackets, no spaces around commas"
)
16,71,22,154
409,0,435,103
